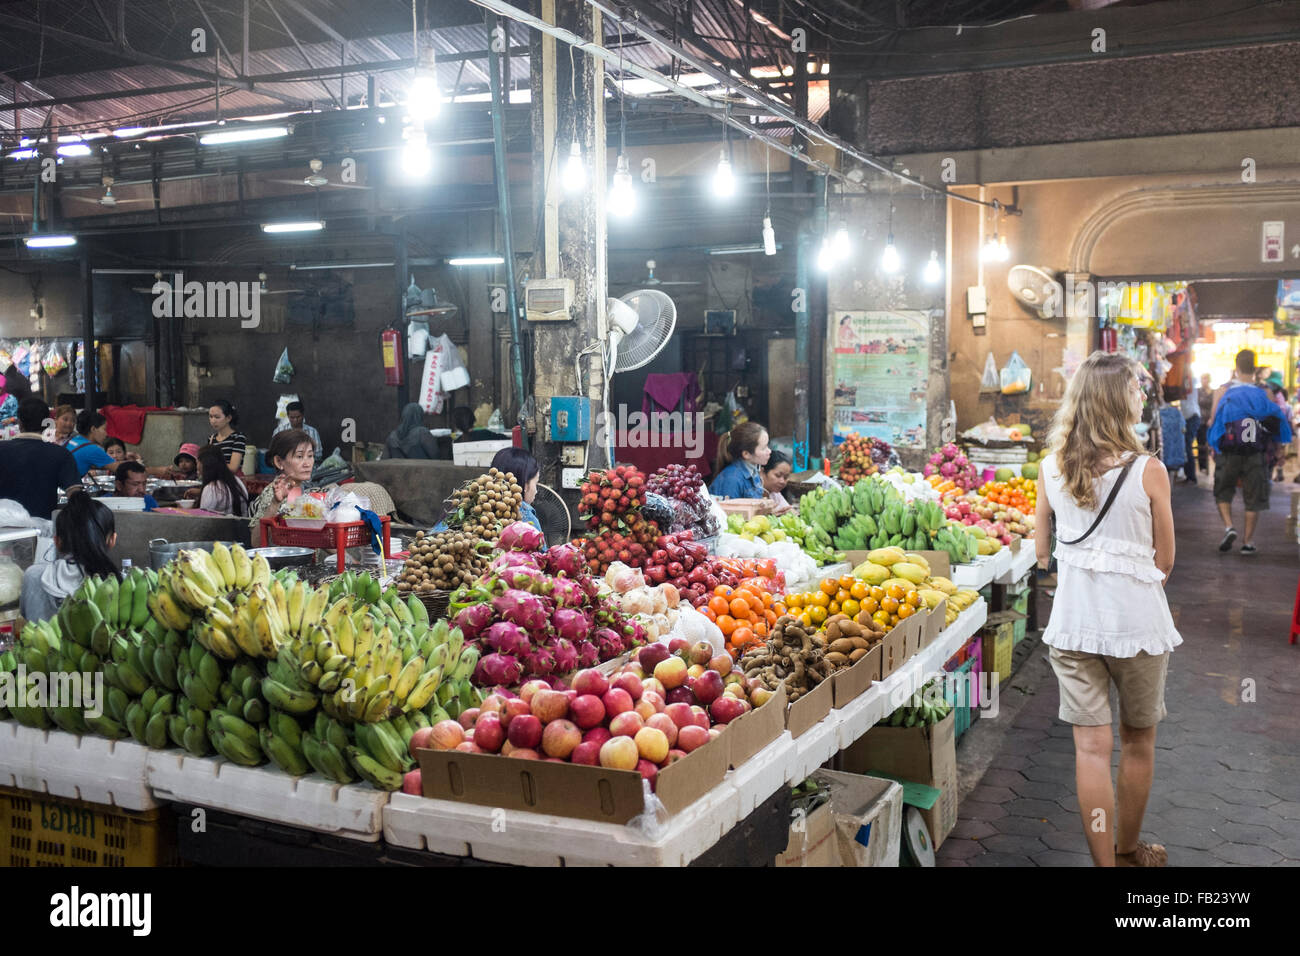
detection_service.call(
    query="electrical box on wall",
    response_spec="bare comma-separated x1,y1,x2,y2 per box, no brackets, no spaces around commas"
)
550,396,591,442
560,467,586,490
525,279,575,321
560,444,586,467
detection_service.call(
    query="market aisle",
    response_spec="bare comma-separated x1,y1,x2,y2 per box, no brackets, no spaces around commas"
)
938,477,1300,866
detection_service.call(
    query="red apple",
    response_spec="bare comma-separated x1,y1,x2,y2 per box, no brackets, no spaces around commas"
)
689,641,714,666
570,694,606,729
401,769,423,794
646,712,678,747
430,719,465,750
571,669,610,698
636,758,659,787
745,676,764,696
408,726,435,758
687,664,706,681
507,714,543,750
609,711,645,738
637,642,671,672
692,670,725,706
571,740,602,765
457,708,480,730
751,686,775,707
599,736,639,770
665,748,687,764
666,686,697,707
454,741,483,754
472,713,505,753
602,686,634,717
500,698,531,728
582,726,612,746
530,689,570,724
612,672,643,701
634,697,657,722
479,693,505,714
542,719,582,759
622,662,646,680
677,724,710,752
710,696,748,724
724,683,748,699
665,702,696,730
641,677,667,699
654,657,688,690
509,748,540,760
708,654,732,677
707,728,722,741
723,671,745,686
640,690,666,713
519,679,551,705
634,726,670,763
668,637,691,655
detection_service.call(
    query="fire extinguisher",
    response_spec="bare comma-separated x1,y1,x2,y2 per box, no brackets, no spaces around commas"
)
381,329,404,386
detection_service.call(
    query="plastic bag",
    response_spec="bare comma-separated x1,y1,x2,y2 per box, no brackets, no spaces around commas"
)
626,779,670,840
42,343,67,376
0,498,51,532
980,352,1000,393
407,318,430,358
326,489,370,525
437,334,469,393
1000,351,1031,395
273,347,294,384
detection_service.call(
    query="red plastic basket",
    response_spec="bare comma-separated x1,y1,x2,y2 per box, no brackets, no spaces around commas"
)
259,516,391,573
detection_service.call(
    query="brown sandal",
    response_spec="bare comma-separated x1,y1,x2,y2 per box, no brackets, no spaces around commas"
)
1116,842,1168,867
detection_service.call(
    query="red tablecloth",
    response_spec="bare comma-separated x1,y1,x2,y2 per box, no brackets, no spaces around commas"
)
613,431,719,478
103,405,164,444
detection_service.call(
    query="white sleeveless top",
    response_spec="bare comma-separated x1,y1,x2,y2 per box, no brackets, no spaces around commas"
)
1040,453,1181,657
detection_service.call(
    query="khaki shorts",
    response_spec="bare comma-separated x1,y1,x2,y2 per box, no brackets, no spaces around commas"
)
1213,452,1269,511
1048,647,1169,728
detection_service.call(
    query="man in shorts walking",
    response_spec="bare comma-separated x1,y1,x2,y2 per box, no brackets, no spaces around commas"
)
1208,350,1293,555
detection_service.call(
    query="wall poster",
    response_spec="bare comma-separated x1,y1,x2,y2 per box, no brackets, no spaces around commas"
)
830,310,929,448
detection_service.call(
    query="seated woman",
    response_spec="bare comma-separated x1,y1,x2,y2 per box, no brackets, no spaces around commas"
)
20,494,119,623
198,445,250,516
762,450,795,515
248,428,316,529
432,447,547,549
51,404,77,446
709,421,771,499
385,403,439,459
66,410,116,477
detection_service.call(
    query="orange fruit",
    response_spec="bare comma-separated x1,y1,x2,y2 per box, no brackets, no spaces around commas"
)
820,579,838,596
810,592,829,608
732,626,756,648
809,606,828,625
761,590,774,607
714,584,734,598
885,583,906,601
701,606,717,623
708,595,730,617
849,582,869,600
729,597,751,619
716,614,737,636
870,586,885,602
799,612,813,629
784,594,802,609
753,621,768,638
838,575,856,591
897,604,914,619
881,596,899,614
828,601,841,615
872,610,891,628
765,609,777,625
772,602,787,617
835,588,851,603
862,596,879,614
842,599,861,618
904,590,921,608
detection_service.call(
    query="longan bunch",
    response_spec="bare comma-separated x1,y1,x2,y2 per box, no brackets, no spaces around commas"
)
448,468,524,537
396,529,491,593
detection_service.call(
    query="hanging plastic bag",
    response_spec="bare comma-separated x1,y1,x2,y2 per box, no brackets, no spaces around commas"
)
626,779,670,841
980,352,1000,393
1000,351,1031,395
418,340,451,414
437,334,470,393
407,318,430,358
272,347,294,384
11,344,31,376
42,342,67,376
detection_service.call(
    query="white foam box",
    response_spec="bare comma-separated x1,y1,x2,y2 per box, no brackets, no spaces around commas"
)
384,777,744,867
145,751,388,841
786,710,845,784
951,555,996,589
726,732,796,815
0,724,156,810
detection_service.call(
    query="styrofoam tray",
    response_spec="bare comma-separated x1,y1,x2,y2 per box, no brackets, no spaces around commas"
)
145,751,388,841
0,724,156,810
951,554,997,589
995,544,1037,586
384,776,744,867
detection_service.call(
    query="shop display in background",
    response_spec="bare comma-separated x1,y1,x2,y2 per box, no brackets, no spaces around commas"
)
832,433,896,483
830,311,930,449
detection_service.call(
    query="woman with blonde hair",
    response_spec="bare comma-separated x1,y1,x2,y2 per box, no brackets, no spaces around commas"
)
1035,351,1179,868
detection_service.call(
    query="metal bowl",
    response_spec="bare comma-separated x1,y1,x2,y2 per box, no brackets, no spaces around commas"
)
246,546,315,569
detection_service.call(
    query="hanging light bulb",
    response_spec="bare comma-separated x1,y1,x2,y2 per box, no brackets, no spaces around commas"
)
816,236,834,272
400,127,432,178
923,249,943,284
980,233,1000,262
762,216,777,256
406,49,440,124
609,153,636,217
833,220,850,261
563,139,585,193
996,234,1011,262
881,235,901,273
713,149,735,199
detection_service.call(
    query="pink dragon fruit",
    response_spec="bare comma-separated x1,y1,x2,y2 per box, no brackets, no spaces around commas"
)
493,589,550,632
524,645,557,676
923,464,936,477
475,653,523,687
942,442,958,458
544,543,586,578
576,640,599,668
593,627,624,661
552,638,579,673
454,603,495,641
497,565,552,594
498,521,545,553
490,551,542,572
483,621,533,658
551,607,590,643
939,460,956,478
549,577,586,609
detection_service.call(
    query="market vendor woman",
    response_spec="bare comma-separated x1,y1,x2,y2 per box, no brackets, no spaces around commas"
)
248,428,315,529
66,410,116,477
710,422,770,499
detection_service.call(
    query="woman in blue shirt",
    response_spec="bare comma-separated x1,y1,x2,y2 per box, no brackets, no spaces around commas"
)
710,421,771,499
433,447,547,549
66,410,116,477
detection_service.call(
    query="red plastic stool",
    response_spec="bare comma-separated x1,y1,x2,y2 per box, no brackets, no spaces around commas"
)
1291,576,1300,645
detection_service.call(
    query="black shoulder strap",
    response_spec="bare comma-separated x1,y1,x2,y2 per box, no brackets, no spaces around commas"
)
1056,457,1138,546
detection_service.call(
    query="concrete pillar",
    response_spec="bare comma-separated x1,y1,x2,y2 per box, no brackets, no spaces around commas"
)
528,0,606,479
466,211,498,413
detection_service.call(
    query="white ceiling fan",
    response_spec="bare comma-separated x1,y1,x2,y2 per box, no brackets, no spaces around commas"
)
65,176,153,208
616,259,701,289
269,158,371,191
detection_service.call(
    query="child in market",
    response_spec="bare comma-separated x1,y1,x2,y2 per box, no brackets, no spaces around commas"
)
1035,350,1180,868
710,422,771,499
20,493,120,624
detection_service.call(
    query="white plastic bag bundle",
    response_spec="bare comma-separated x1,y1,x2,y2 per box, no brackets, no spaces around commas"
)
325,489,369,524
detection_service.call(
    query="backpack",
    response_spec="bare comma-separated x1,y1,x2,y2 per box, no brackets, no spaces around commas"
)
1218,383,1278,455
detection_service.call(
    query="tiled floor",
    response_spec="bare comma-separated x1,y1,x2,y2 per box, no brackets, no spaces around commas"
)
937,471,1300,866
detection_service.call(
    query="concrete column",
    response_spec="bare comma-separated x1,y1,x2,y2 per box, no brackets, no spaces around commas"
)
529,0,606,478
467,210,498,413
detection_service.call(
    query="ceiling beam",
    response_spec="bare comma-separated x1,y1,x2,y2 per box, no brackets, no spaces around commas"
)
87,0,119,45
266,0,345,108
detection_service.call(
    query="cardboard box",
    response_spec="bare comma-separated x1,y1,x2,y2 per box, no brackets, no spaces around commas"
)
903,611,924,660
921,598,947,649
717,498,774,519
785,673,834,738
980,610,1022,685
723,682,788,770
832,641,880,708
879,618,910,679
812,770,905,868
839,710,958,850
774,799,837,867
417,722,731,824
